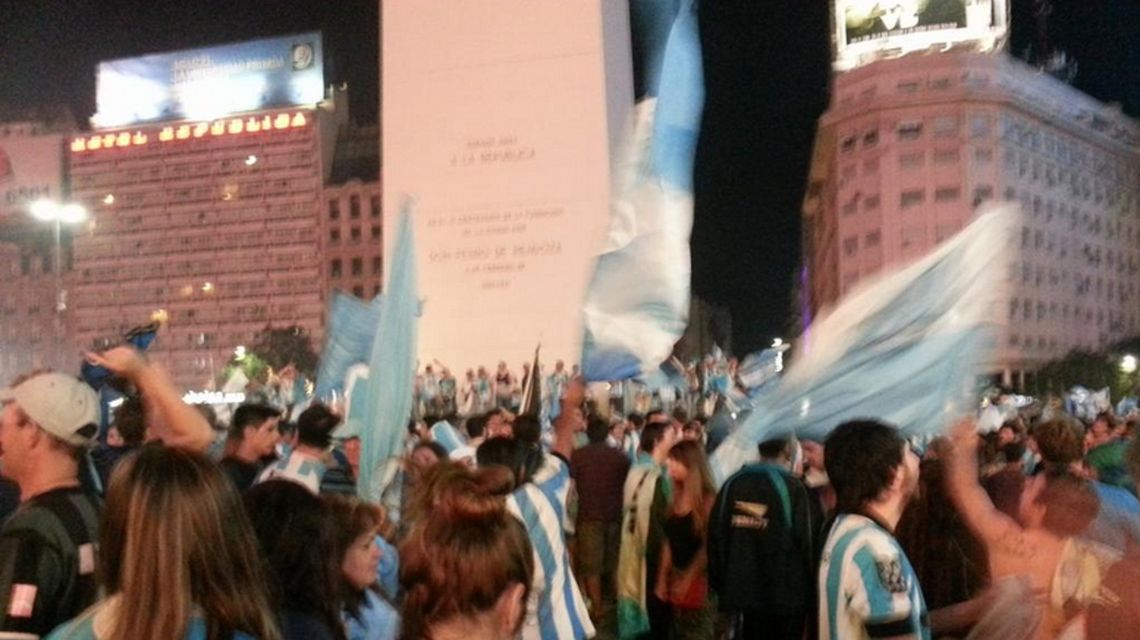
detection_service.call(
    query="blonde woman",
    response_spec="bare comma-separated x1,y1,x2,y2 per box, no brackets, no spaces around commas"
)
47,446,281,640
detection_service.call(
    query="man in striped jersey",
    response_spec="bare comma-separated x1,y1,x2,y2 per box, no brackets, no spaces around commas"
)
477,383,594,640
819,420,928,640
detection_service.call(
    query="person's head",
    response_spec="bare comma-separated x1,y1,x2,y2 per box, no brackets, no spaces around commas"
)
1030,418,1085,466
326,495,389,618
100,447,280,640
497,361,507,371
466,369,476,381
230,403,282,460
1002,441,1027,467
645,410,668,427
477,437,543,488
1018,468,1099,537
666,440,716,531
410,441,449,476
485,408,512,439
295,403,341,451
759,437,793,464
511,414,541,446
0,372,100,488
110,396,147,448
586,416,610,444
825,420,919,516
554,360,565,373
639,422,669,455
425,365,434,375
465,415,487,441
627,412,645,432
243,480,344,640
1088,412,1116,447
342,436,361,471
400,464,533,640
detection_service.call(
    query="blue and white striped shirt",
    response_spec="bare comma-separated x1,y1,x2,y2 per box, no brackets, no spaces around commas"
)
256,451,326,494
505,455,594,640
819,514,929,640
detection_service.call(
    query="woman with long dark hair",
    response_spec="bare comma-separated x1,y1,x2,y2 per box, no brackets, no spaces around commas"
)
654,439,717,639
326,495,400,640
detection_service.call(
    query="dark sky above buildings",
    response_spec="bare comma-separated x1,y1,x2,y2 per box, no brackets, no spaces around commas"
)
1,0,1136,354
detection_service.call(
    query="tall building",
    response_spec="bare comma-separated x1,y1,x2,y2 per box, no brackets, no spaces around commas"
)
803,51,1140,386
66,34,344,389
0,106,76,379
322,123,383,301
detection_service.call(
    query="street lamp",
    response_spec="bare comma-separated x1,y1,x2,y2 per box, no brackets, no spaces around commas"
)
29,199,88,313
1122,355,1138,374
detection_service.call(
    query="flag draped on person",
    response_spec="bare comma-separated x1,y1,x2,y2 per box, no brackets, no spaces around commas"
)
358,204,418,502
314,292,384,400
580,0,703,383
710,205,1017,484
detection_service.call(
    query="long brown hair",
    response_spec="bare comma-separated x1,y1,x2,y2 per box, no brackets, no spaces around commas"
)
399,462,533,639
326,494,389,619
668,439,716,534
98,446,281,640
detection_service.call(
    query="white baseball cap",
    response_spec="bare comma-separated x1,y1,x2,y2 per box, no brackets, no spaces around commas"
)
0,373,100,447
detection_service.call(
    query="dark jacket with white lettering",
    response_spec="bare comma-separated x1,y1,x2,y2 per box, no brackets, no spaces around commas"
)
708,463,820,615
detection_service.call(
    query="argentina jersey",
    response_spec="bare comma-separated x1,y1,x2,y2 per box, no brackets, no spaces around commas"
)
819,514,930,640
255,451,326,494
504,455,594,640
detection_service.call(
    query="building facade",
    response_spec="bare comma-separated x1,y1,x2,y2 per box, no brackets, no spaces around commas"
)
322,123,382,301
803,52,1140,385
68,104,341,389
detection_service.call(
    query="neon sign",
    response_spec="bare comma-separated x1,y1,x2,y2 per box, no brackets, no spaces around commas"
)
70,110,312,154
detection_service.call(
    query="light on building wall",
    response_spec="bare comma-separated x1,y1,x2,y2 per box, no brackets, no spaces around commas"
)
244,155,258,166
1123,355,1138,374
234,345,247,361
103,194,115,205
151,309,169,324
772,337,784,348
201,282,215,294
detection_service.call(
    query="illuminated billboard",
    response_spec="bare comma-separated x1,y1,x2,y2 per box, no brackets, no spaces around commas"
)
0,133,64,218
834,0,1009,71
94,32,324,128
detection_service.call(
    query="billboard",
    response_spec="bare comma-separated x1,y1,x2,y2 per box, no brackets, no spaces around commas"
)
0,133,64,218
834,0,1009,71
383,0,632,376
94,32,324,128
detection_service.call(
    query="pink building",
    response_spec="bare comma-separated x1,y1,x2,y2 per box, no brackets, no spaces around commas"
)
67,104,342,389
804,52,1140,386
322,123,383,301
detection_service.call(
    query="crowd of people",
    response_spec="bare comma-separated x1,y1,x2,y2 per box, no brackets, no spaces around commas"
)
2,345,1140,639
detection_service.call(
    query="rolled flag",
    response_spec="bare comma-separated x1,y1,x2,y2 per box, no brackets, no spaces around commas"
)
710,205,1017,484
580,0,703,382
314,292,384,400
519,344,542,417
358,203,419,503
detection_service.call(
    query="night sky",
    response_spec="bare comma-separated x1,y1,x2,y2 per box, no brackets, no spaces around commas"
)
2,0,1136,354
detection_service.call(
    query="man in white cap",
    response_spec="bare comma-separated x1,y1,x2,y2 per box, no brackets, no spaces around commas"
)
0,371,102,637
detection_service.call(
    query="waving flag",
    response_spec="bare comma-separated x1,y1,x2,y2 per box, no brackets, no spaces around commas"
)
314,292,384,400
580,0,703,382
358,204,418,502
519,344,542,417
710,205,1016,483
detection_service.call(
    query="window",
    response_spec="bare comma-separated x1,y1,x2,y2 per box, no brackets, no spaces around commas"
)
842,164,857,180
900,152,924,169
840,136,856,153
864,194,881,211
353,285,364,298
328,199,340,220
349,195,361,219
330,259,342,278
933,150,959,165
843,236,858,256
865,230,881,247
370,195,381,218
842,199,858,216
900,190,925,209
973,185,994,204
969,114,992,139
329,229,340,243
932,116,958,137
371,225,381,240
897,121,923,141
897,80,920,93
350,227,362,242
934,186,961,203
351,257,363,276
372,257,382,275
863,158,880,175
863,129,879,147
974,148,993,164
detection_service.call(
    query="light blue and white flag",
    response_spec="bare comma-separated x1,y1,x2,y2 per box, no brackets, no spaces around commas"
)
580,0,703,382
358,204,418,503
430,420,464,454
710,205,1016,484
314,292,384,400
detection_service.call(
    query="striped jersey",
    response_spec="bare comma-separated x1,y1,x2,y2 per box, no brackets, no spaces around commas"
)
819,514,929,640
256,450,326,494
505,454,594,640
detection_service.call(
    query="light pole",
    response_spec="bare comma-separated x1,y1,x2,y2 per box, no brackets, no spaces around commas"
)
29,199,88,313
